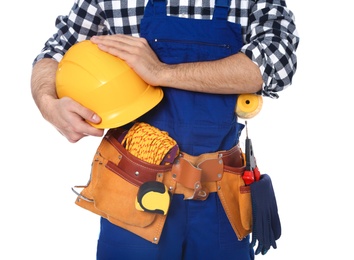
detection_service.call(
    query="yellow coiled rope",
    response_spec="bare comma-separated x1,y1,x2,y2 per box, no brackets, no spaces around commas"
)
121,122,179,165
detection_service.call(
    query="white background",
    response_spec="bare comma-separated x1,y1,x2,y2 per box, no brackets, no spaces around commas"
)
1,0,353,259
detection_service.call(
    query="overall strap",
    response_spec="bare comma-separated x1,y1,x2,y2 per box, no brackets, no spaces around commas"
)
145,0,167,17
213,0,231,20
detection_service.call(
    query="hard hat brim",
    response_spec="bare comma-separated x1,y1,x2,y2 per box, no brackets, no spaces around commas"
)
90,85,163,129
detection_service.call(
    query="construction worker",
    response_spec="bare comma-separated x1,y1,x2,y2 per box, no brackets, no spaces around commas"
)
31,0,299,259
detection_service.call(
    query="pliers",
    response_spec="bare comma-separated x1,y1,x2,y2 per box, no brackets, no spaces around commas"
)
242,122,261,185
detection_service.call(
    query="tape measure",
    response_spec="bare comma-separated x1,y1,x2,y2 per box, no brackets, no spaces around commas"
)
235,94,263,119
135,181,172,215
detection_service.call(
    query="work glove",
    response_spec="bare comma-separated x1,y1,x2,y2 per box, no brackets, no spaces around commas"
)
250,174,281,255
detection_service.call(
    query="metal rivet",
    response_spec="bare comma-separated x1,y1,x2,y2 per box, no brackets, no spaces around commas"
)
172,173,177,179
218,185,221,190
195,183,200,189
135,171,139,176
198,190,207,197
153,237,158,242
118,155,122,159
169,186,173,191
218,159,223,164
157,173,162,178
217,173,222,178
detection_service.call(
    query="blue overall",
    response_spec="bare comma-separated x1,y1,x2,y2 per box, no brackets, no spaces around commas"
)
97,0,253,259
140,0,243,156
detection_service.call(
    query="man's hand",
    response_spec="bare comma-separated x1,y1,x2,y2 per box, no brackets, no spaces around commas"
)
91,35,165,87
46,96,104,143
31,58,104,143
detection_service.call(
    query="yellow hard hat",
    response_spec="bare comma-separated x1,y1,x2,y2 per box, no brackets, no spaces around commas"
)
56,40,163,129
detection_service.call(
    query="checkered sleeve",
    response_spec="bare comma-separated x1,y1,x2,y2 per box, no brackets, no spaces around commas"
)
241,0,300,98
32,0,108,65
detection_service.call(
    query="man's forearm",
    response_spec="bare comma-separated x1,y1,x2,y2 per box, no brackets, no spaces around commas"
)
159,52,263,94
31,58,59,119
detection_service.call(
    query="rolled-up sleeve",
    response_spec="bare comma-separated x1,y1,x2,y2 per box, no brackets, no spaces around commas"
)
241,0,300,98
33,0,107,65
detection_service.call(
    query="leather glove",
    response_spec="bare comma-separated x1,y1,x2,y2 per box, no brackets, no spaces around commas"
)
250,174,281,255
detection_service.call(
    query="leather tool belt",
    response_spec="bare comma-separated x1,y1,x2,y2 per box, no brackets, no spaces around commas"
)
73,127,252,243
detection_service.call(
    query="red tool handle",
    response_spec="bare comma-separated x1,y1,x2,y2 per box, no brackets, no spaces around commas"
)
243,170,255,185
254,167,260,182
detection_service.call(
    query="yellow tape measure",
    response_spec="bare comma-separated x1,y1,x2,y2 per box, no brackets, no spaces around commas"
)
135,181,171,215
235,94,263,119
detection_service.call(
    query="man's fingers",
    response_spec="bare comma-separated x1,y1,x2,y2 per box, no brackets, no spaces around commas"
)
84,111,101,125
68,97,101,124
58,97,105,139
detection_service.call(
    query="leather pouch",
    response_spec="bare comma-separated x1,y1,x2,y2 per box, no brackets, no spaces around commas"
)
217,165,252,240
73,128,172,244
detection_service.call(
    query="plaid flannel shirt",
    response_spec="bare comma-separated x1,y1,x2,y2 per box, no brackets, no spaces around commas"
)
34,0,299,98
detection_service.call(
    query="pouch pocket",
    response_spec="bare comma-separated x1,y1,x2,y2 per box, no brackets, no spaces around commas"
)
73,128,172,243
90,154,156,228
217,167,252,240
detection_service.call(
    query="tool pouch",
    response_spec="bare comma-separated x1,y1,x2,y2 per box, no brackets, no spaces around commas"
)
217,165,252,240
73,127,253,243
72,128,173,244
175,145,253,240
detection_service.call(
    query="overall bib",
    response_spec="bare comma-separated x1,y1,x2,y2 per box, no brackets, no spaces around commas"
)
139,0,244,156
97,1,254,259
